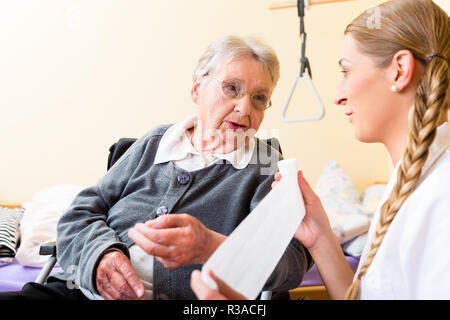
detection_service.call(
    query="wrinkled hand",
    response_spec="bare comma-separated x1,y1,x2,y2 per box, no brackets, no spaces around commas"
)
95,250,145,300
272,171,331,249
128,213,226,269
191,268,246,300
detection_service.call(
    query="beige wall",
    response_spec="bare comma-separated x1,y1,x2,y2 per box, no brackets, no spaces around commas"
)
1,0,448,203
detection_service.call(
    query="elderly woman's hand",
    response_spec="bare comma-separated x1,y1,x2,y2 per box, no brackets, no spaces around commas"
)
128,214,226,269
95,250,145,300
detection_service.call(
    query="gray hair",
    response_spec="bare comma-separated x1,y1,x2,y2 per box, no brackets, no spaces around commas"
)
193,35,280,89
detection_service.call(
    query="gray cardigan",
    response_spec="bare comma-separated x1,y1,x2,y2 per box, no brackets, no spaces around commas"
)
53,124,312,300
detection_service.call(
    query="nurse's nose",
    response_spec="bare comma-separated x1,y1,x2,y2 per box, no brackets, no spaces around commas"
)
334,81,347,106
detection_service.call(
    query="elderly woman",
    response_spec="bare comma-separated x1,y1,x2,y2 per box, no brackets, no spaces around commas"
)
0,35,311,300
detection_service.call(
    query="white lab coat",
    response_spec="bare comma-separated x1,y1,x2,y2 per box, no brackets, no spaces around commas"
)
358,122,450,299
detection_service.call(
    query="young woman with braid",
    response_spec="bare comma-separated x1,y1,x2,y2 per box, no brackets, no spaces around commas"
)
191,0,450,299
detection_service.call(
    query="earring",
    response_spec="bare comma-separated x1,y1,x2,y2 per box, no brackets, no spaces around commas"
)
391,85,399,93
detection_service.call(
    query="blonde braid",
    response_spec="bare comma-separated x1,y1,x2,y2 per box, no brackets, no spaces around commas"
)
342,0,449,299
346,55,449,299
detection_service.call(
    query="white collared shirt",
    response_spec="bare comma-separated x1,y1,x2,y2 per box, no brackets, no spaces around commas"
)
154,114,256,171
358,122,450,299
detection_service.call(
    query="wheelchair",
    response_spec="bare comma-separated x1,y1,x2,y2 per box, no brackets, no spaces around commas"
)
36,137,283,300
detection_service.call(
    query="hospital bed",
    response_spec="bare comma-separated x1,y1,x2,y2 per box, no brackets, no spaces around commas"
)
0,138,361,299
0,248,359,299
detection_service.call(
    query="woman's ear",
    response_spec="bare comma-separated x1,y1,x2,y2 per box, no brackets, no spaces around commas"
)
389,50,415,92
191,75,204,105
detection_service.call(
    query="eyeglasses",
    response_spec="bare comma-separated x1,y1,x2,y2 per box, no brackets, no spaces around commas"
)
209,76,272,111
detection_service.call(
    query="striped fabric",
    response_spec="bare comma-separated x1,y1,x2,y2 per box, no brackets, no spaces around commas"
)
0,207,24,265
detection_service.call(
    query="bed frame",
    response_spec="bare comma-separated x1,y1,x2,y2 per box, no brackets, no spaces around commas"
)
1,203,360,300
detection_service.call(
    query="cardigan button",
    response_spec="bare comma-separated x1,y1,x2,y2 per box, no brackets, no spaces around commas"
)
177,173,190,185
157,293,169,300
156,206,169,216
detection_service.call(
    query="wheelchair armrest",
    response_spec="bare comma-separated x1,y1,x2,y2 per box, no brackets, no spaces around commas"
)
39,244,56,257
35,243,58,285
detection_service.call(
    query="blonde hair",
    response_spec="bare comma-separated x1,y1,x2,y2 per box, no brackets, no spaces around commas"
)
193,35,280,89
344,0,449,299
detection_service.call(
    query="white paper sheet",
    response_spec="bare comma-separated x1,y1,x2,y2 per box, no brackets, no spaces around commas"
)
202,159,306,299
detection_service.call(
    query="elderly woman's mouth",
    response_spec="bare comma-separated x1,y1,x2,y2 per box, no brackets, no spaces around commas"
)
226,121,248,131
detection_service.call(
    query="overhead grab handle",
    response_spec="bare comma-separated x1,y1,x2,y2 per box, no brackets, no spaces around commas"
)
281,73,325,123
269,0,355,10
279,0,326,123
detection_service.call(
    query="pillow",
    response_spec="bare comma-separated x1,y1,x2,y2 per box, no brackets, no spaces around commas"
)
361,184,387,215
0,207,24,267
314,160,370,244
342,183,387,257
15,184,84,267
342,233,368,257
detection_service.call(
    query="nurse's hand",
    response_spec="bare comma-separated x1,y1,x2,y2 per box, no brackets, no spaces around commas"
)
128,214,226,269
191,268,247,300
272,171,332,249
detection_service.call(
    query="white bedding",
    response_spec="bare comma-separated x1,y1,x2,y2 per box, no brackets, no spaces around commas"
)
15,184,84,267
